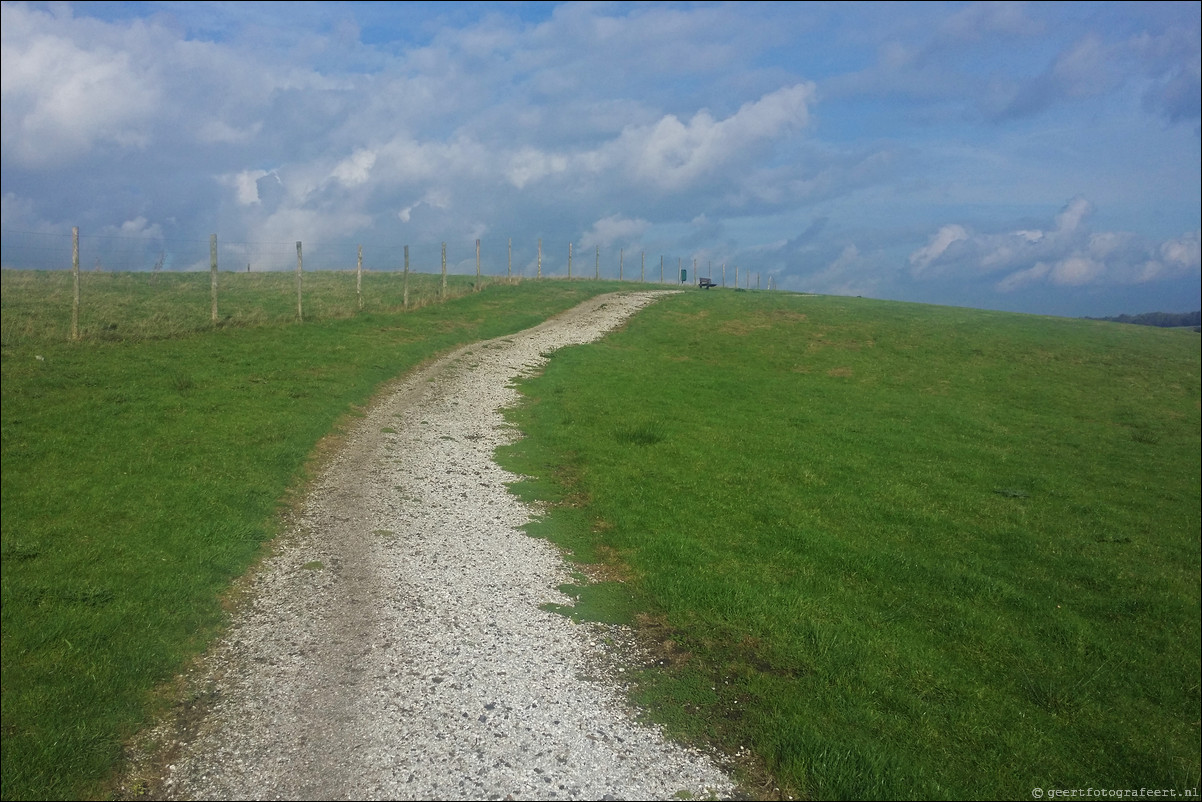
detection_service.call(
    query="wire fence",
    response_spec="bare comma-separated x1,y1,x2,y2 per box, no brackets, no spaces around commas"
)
1,227,772,344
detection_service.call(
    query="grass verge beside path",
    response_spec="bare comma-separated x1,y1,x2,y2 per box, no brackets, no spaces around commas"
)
1,276,616,801
498,290,1202,800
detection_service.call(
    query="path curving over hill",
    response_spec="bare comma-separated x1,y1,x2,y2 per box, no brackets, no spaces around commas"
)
143,291,734,801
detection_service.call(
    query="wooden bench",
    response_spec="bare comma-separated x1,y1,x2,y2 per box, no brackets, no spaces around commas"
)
698,277,718,289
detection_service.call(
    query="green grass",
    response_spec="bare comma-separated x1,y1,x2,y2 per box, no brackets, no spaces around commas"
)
0,270,621,801
498,291,1201,800
0,268,493,345
5,273,1198,800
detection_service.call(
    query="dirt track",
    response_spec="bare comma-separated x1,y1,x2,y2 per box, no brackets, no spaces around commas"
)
139,291,735,801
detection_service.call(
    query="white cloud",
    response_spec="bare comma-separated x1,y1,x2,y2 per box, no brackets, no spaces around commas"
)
248,207,373,264
909,224,970,273
1160,230,1201,270
1054,195,1092,235
994,261,1050,292
117,216,163,238
1087,230,1130,261
224,170,271,206
0,2,1196,317
1,4,160,165
1130,230,1202,283
331,149,377,187
602,83,815,191
995,254,1102,292
506,147,568,189
1049,254,1103,286
912,197,1093,280
579,215,649,250
398,189,452,223
914,197,1200,294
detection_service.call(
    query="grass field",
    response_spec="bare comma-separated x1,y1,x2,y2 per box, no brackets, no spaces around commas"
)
2,271,1198,800
0,269,618,800
0,267,492,345
498,290,1201,799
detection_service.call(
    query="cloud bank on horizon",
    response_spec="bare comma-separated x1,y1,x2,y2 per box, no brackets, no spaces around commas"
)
2,0,1198,317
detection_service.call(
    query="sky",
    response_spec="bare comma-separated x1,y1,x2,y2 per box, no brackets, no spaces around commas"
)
1,1,1199,318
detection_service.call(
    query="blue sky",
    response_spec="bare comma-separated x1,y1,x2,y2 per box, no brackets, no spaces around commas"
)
2,1,1198,317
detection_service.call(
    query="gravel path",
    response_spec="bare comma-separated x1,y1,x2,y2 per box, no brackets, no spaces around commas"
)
150,291,735,801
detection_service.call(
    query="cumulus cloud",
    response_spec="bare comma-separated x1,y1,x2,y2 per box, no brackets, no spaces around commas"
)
330,149,377,187
223,170,271,206
506,147,569,189
468,82,816,197
911,197,1201,293
116,216,163,239
1161,230,1201,268
0,2,1196,315
1146,230,1202,281
601,83,815,191
579,214,650,250
397,189,451,224
993,261,1050,293
1,4,160,166
909,224,970,274
1054,195,1091,234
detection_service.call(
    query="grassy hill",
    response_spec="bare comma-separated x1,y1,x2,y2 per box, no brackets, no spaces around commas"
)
0,270,616,800
498,290,1201,799
3,271,1199,799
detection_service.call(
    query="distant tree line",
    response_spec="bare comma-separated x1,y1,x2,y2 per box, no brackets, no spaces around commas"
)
1084,310,1201,331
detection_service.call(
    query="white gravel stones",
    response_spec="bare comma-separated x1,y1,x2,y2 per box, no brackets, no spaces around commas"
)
159,291,735,801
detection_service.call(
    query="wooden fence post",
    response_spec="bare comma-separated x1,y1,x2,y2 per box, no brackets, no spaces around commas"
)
568,242,573,279
660,254,664,284
210,234,218,324
641,250,645,283
595,245,599,279
357,244,363,310
537,238,542,279
620,248,624,281
295,241,303,322
71,227,80,341
441,242,447,300
476,238,481,290
508,238,512,279
403,245,410,310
